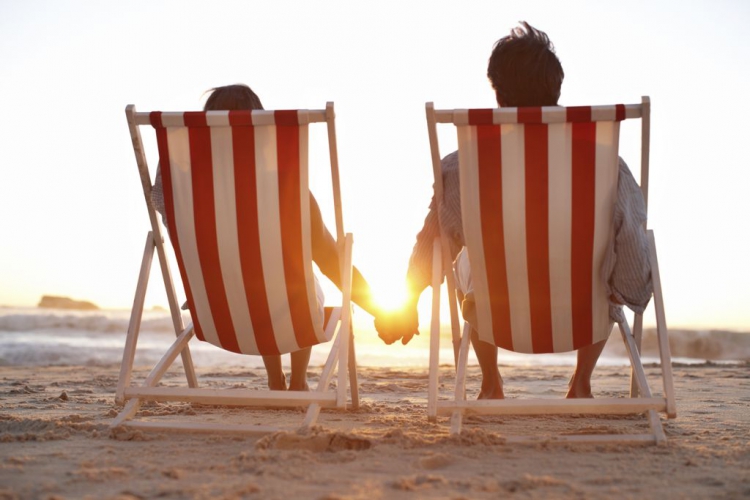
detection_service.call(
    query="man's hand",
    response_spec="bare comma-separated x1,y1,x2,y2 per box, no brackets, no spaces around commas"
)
374,304,419,345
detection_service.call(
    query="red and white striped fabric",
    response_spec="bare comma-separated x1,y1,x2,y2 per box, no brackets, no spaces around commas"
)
456,106,625,354
151,109,328,356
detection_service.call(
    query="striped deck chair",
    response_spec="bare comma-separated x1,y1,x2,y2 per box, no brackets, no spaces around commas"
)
425,97,676,444
114,102,358,434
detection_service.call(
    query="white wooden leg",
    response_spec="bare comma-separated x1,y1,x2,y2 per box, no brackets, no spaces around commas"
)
450,322,473,435
112,399,141,428
619,321,651,398
116,232,156,405
348,327,359,410
154,228,198,389
630,313,643,397
648,409,667,445
336,234,354,409
139,323,195,389
427,239,442,422
441,237,461,367
648,230,676,418
303,321,342,428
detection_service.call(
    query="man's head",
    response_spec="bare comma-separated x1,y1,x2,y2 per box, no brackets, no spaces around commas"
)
203,84,264,111
487,22,564,107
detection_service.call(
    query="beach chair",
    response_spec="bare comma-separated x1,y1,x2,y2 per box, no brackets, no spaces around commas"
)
114,102,359,434
425,97,676,444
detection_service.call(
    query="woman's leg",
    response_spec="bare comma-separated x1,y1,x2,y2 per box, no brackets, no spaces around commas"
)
287,275,321,391
289,347,312,391
262,355,287,391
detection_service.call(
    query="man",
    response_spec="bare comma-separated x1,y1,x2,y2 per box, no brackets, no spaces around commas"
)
375,22,652,399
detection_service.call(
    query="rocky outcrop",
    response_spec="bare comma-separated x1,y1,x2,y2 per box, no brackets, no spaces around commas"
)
603,327,750,361
37,295,99,311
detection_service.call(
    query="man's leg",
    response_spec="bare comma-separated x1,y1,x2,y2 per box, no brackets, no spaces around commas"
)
470,329,504,399
262,355,287,391
455,249,504,399
566,338,608,398
289,347,312,391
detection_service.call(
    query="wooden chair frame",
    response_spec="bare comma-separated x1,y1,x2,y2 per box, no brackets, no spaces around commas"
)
113,103,359,434
425,97,676,444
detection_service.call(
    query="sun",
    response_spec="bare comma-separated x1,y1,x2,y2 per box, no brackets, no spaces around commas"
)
370,276,409,314
376,288,408,313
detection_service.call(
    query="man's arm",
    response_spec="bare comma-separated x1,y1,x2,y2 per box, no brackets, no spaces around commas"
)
604,158,653,320
405,151,464,294
377,152,464,345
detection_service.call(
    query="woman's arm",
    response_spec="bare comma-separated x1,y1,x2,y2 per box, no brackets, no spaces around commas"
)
309,194,380,317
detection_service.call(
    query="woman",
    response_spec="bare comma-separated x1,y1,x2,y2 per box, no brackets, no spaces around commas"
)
152,84,379,390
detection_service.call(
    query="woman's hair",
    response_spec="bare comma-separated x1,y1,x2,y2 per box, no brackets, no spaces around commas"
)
203,84,264,111
487,22,564,107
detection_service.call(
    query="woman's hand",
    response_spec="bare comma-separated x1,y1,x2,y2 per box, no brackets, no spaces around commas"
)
374,303,419,345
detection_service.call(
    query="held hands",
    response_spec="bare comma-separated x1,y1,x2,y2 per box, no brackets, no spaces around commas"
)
374,303,419,346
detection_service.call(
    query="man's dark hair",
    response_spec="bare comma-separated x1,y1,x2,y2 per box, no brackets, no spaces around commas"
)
487,22,564,107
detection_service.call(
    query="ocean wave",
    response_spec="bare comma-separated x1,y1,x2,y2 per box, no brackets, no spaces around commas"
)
0,309,748,365
0,309,178,335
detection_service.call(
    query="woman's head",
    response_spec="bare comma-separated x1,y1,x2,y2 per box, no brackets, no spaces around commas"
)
203,84,263,111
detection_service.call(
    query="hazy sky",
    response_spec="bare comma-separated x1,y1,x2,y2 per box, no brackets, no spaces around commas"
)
1,0,748,330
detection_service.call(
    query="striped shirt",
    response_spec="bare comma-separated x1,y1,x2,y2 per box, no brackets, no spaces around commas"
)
406,151,652,323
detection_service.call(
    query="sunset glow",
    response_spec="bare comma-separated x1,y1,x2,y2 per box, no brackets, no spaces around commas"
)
0,1,748,332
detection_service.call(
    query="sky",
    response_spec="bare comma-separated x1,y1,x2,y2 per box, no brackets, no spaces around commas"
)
0,0,749,331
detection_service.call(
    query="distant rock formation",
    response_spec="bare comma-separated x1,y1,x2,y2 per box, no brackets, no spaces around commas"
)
38,295,99,311
603,328,750,361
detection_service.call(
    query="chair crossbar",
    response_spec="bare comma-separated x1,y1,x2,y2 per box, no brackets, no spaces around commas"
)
433,102,643,125
503,434,658,445
118,421,290,435
133,109,329,126
123,386,338,407
436,397,667,416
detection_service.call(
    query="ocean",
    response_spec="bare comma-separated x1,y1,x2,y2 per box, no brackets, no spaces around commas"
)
1,306,747,369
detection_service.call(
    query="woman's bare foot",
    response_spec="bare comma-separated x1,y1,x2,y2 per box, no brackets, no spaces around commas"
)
288,381,310,392
267,373,287,391
566,375,593,398
566,389,593,398
477,377,504,399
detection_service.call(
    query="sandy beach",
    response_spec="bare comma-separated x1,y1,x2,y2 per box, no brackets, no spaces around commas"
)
1,360,748,499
